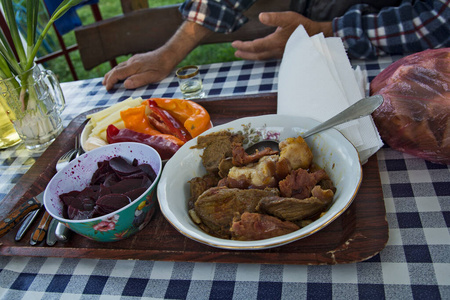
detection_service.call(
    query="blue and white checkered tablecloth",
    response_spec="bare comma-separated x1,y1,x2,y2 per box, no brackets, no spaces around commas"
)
1,57,449,300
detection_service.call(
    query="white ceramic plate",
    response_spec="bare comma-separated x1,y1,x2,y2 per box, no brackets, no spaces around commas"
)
80,120,93,152
80,119,214,161
157,114,362,250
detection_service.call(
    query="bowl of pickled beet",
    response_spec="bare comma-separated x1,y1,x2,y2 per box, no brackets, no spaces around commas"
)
44,142,162,242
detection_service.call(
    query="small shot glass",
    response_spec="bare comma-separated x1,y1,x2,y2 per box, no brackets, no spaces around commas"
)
176,65,205,99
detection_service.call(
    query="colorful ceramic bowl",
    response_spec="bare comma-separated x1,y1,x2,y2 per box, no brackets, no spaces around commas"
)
44,142,162,242
157,115,362,250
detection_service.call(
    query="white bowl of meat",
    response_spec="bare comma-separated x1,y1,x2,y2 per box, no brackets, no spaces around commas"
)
157,114,362,250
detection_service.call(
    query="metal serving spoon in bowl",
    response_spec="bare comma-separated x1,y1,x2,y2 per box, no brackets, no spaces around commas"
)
245,95,384,153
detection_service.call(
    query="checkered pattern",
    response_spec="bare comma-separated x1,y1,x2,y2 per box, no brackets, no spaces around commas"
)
1,57,449,299
0,59,279,201
334,0,450,59
179,0,257,34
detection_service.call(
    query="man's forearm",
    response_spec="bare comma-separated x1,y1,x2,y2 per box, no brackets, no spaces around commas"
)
161,20,214,66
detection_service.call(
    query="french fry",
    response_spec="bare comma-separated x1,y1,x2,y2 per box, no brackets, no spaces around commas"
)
91,120,125,142
91,108,129,136
87,97,142,125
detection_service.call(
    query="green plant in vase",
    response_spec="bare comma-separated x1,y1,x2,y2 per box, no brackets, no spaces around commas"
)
0,0,83,151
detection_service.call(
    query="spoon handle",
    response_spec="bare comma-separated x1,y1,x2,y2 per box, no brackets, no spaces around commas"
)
302,95,384,138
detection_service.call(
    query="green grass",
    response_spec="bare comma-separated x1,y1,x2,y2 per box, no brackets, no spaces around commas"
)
41,0,239,83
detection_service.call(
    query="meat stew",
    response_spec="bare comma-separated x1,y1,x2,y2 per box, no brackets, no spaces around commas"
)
188,131,336,241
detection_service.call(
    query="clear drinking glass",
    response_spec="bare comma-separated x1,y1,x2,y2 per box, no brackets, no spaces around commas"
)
176,65,205,99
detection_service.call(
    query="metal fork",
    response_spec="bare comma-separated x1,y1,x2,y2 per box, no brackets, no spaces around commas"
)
55,135,79,172
74,133,83,158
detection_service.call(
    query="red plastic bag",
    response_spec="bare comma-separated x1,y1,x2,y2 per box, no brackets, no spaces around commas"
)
370,48,450,165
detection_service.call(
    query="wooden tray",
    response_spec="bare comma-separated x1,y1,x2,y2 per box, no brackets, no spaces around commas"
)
0,93,388,264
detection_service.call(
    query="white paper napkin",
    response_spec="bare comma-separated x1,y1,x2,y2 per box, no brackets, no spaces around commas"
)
277,26,383,164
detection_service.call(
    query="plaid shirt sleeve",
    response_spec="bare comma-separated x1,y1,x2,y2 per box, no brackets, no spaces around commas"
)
179,0,258,34
333,0,450,59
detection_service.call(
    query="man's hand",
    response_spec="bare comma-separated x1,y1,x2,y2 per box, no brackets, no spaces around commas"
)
231,12,332,60
102,21,212,90
102,49,175,91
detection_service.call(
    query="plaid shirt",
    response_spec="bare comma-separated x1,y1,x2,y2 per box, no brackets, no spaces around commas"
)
179,0,257,34
333,0,450,59
180,0,449,59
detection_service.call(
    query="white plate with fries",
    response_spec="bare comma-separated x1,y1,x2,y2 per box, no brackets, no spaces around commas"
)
81,97,143,152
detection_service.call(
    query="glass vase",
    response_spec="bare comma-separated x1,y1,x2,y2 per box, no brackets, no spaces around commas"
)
0,100,21,149
0,65,65,152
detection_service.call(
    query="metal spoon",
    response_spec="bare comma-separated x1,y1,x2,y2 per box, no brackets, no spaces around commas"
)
47,135,82,245
55,221,71,242
246,95,384,153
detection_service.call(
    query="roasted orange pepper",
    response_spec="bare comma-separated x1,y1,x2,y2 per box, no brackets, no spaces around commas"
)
120,105,184,146
150,98,211,138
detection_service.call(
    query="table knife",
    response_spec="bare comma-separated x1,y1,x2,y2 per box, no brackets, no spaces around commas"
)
0,193,43,238
15,206,43,241
30,210,53,245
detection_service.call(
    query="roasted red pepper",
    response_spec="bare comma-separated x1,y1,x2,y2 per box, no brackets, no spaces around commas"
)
106,125,181,160
151,98,211,138
145,100,191,142
120,105,184,146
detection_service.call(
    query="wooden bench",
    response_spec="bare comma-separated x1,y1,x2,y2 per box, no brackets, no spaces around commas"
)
74,0,291,70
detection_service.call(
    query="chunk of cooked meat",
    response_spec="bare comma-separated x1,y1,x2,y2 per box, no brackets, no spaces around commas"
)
230,212,300,241
275,158,291,181
194,187,279,238
226,155,278,189
193,130,232,148
232,142,279,166
189,132,336,241
188,173,220,209
317,178,336,194
278,136,313,171
192,131,244,174
218,157,234,178
279,168,328,199
217,176,251,189
311,185,335,201
257,186,334,221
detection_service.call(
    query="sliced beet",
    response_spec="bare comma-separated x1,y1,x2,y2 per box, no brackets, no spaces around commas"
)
138,164,157,182
68,205,94,220
91,160,113,184
98,184,112,198
109,156,141,175
94,194,131,215
117,170,146,180
108,178,143,194
102,173,120,187
59,190,81,206
124,187,148,201
60,155,155,220
96,193,130,206
140,176,152,189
